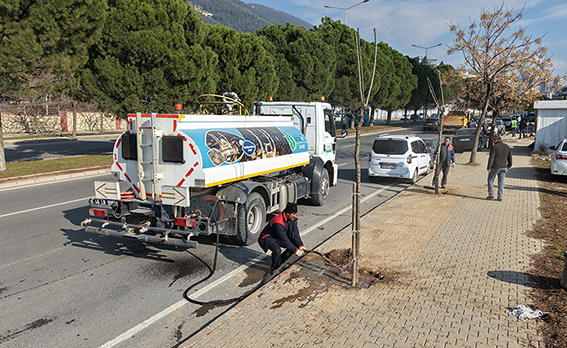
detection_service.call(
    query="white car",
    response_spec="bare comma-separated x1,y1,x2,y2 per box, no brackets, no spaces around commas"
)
550,139,567,176
368,134,431,184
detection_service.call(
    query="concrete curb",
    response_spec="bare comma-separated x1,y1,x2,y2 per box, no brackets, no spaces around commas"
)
0,167,111,189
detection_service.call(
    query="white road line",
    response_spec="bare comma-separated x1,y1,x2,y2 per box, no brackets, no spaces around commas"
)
99,182,396,348
0,197,88,218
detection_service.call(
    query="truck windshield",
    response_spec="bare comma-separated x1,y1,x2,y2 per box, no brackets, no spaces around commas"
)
324,109,336,137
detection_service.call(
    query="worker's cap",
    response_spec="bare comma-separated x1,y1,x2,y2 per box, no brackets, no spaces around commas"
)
493,134,501,140
284,203,298,214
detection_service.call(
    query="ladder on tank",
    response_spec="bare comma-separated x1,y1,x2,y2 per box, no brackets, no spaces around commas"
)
135,112,162,201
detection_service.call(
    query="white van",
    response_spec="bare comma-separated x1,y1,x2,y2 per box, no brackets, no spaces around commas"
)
368,134,431,183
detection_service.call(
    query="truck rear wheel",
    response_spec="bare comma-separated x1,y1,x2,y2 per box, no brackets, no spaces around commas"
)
311,169,329,206
234,192,266,245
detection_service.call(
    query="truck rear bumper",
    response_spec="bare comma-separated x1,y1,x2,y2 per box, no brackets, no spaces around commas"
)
81,218,199,249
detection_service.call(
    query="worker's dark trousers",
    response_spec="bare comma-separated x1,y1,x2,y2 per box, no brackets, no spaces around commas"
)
433,165,450,187
267,241,293,272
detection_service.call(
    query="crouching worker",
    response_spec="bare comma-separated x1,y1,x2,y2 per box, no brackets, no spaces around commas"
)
258,203,308,273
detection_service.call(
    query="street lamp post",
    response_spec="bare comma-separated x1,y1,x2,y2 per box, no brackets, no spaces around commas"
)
411,43,442,65
324,0,370,26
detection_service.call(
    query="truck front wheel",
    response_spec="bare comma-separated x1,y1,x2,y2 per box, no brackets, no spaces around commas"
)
311,169,329,206
235,192,266,245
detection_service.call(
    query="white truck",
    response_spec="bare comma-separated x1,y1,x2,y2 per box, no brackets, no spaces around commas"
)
81,100,338,248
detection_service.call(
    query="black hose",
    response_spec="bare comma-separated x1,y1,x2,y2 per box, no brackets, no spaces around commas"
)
182,199,274,306
181,199,338,305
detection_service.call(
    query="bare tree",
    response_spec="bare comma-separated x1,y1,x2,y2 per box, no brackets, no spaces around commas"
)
448,3,553,163
427,72,446,194
351,28,378,287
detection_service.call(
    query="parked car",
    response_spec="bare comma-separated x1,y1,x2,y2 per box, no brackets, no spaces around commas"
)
422,137,439,169
499,116,512,130
486,118,506,135
368,134,430,184
452,128,488,153
423,117,440,131
549,139,567,176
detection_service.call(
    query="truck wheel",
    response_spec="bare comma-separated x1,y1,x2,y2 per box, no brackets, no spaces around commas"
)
235,192,266,245
409,170,418,184
311,169,329,206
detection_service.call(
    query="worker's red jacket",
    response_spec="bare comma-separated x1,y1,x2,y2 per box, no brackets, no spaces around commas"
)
258,212,304,253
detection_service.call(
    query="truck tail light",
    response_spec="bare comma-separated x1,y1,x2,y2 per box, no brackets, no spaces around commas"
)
174,217,196,228
556,154,567,160
407,154,412,164
89,208,107,217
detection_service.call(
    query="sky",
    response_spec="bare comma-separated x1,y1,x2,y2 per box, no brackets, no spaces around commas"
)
248,0,567,79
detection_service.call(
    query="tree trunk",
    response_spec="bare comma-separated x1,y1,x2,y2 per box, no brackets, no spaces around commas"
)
433,112,444,193
352,104,363,287
0,110,6,172
72,103,77,140
469,82,491,164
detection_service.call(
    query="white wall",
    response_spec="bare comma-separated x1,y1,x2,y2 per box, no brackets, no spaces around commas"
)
534,101,567,152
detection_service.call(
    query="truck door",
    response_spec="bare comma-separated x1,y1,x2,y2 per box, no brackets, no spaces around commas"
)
323,108,336,158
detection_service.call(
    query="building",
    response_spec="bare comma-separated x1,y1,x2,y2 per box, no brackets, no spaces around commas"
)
533,100,567,152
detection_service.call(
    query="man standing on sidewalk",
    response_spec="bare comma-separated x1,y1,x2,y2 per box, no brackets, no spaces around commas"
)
511,118,518,137
519,117,528,139
432,137,455,189
487,134,512,201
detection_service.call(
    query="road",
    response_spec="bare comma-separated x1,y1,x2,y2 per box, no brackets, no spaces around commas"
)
0,126,440,347
4,137,116,162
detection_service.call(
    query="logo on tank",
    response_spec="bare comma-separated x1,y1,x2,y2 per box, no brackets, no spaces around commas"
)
242,140,257,156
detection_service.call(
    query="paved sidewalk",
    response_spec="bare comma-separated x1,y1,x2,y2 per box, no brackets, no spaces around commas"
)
183,139,545,348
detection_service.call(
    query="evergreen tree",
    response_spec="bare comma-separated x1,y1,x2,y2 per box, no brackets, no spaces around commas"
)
204,24,278,109
83,0,217,115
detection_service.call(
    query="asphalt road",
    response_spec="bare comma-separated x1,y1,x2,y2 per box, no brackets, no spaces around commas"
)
0,126,441,347
4,138,116,162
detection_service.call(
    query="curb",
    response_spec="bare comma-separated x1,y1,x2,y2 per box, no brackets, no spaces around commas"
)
0,166,112,189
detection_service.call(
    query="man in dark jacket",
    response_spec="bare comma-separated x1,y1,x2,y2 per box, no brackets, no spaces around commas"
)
487,134,512,201
519,117,528,139
432,137,455,188
258,203,307,273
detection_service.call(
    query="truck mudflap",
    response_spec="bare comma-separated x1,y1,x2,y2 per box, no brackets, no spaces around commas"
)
81,218,200,249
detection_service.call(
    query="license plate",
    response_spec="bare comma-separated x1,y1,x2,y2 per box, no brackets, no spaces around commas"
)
92,198,116,206
459,138,470,141
380,163,396,169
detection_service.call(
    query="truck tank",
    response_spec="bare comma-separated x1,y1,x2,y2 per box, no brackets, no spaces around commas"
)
113,113,310,200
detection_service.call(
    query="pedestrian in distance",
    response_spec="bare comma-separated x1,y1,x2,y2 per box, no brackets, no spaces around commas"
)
432,137,455,189
511,118,518,137
481,120,488,135
486,134,512,201
519,117,528,139
258,203,308,273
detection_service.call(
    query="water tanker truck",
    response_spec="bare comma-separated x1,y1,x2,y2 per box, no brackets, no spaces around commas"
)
81,100,338,249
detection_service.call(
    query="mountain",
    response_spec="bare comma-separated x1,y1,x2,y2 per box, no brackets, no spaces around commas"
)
189,0,313,33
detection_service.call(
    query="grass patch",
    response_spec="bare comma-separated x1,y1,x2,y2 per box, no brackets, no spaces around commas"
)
0,154,112,180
